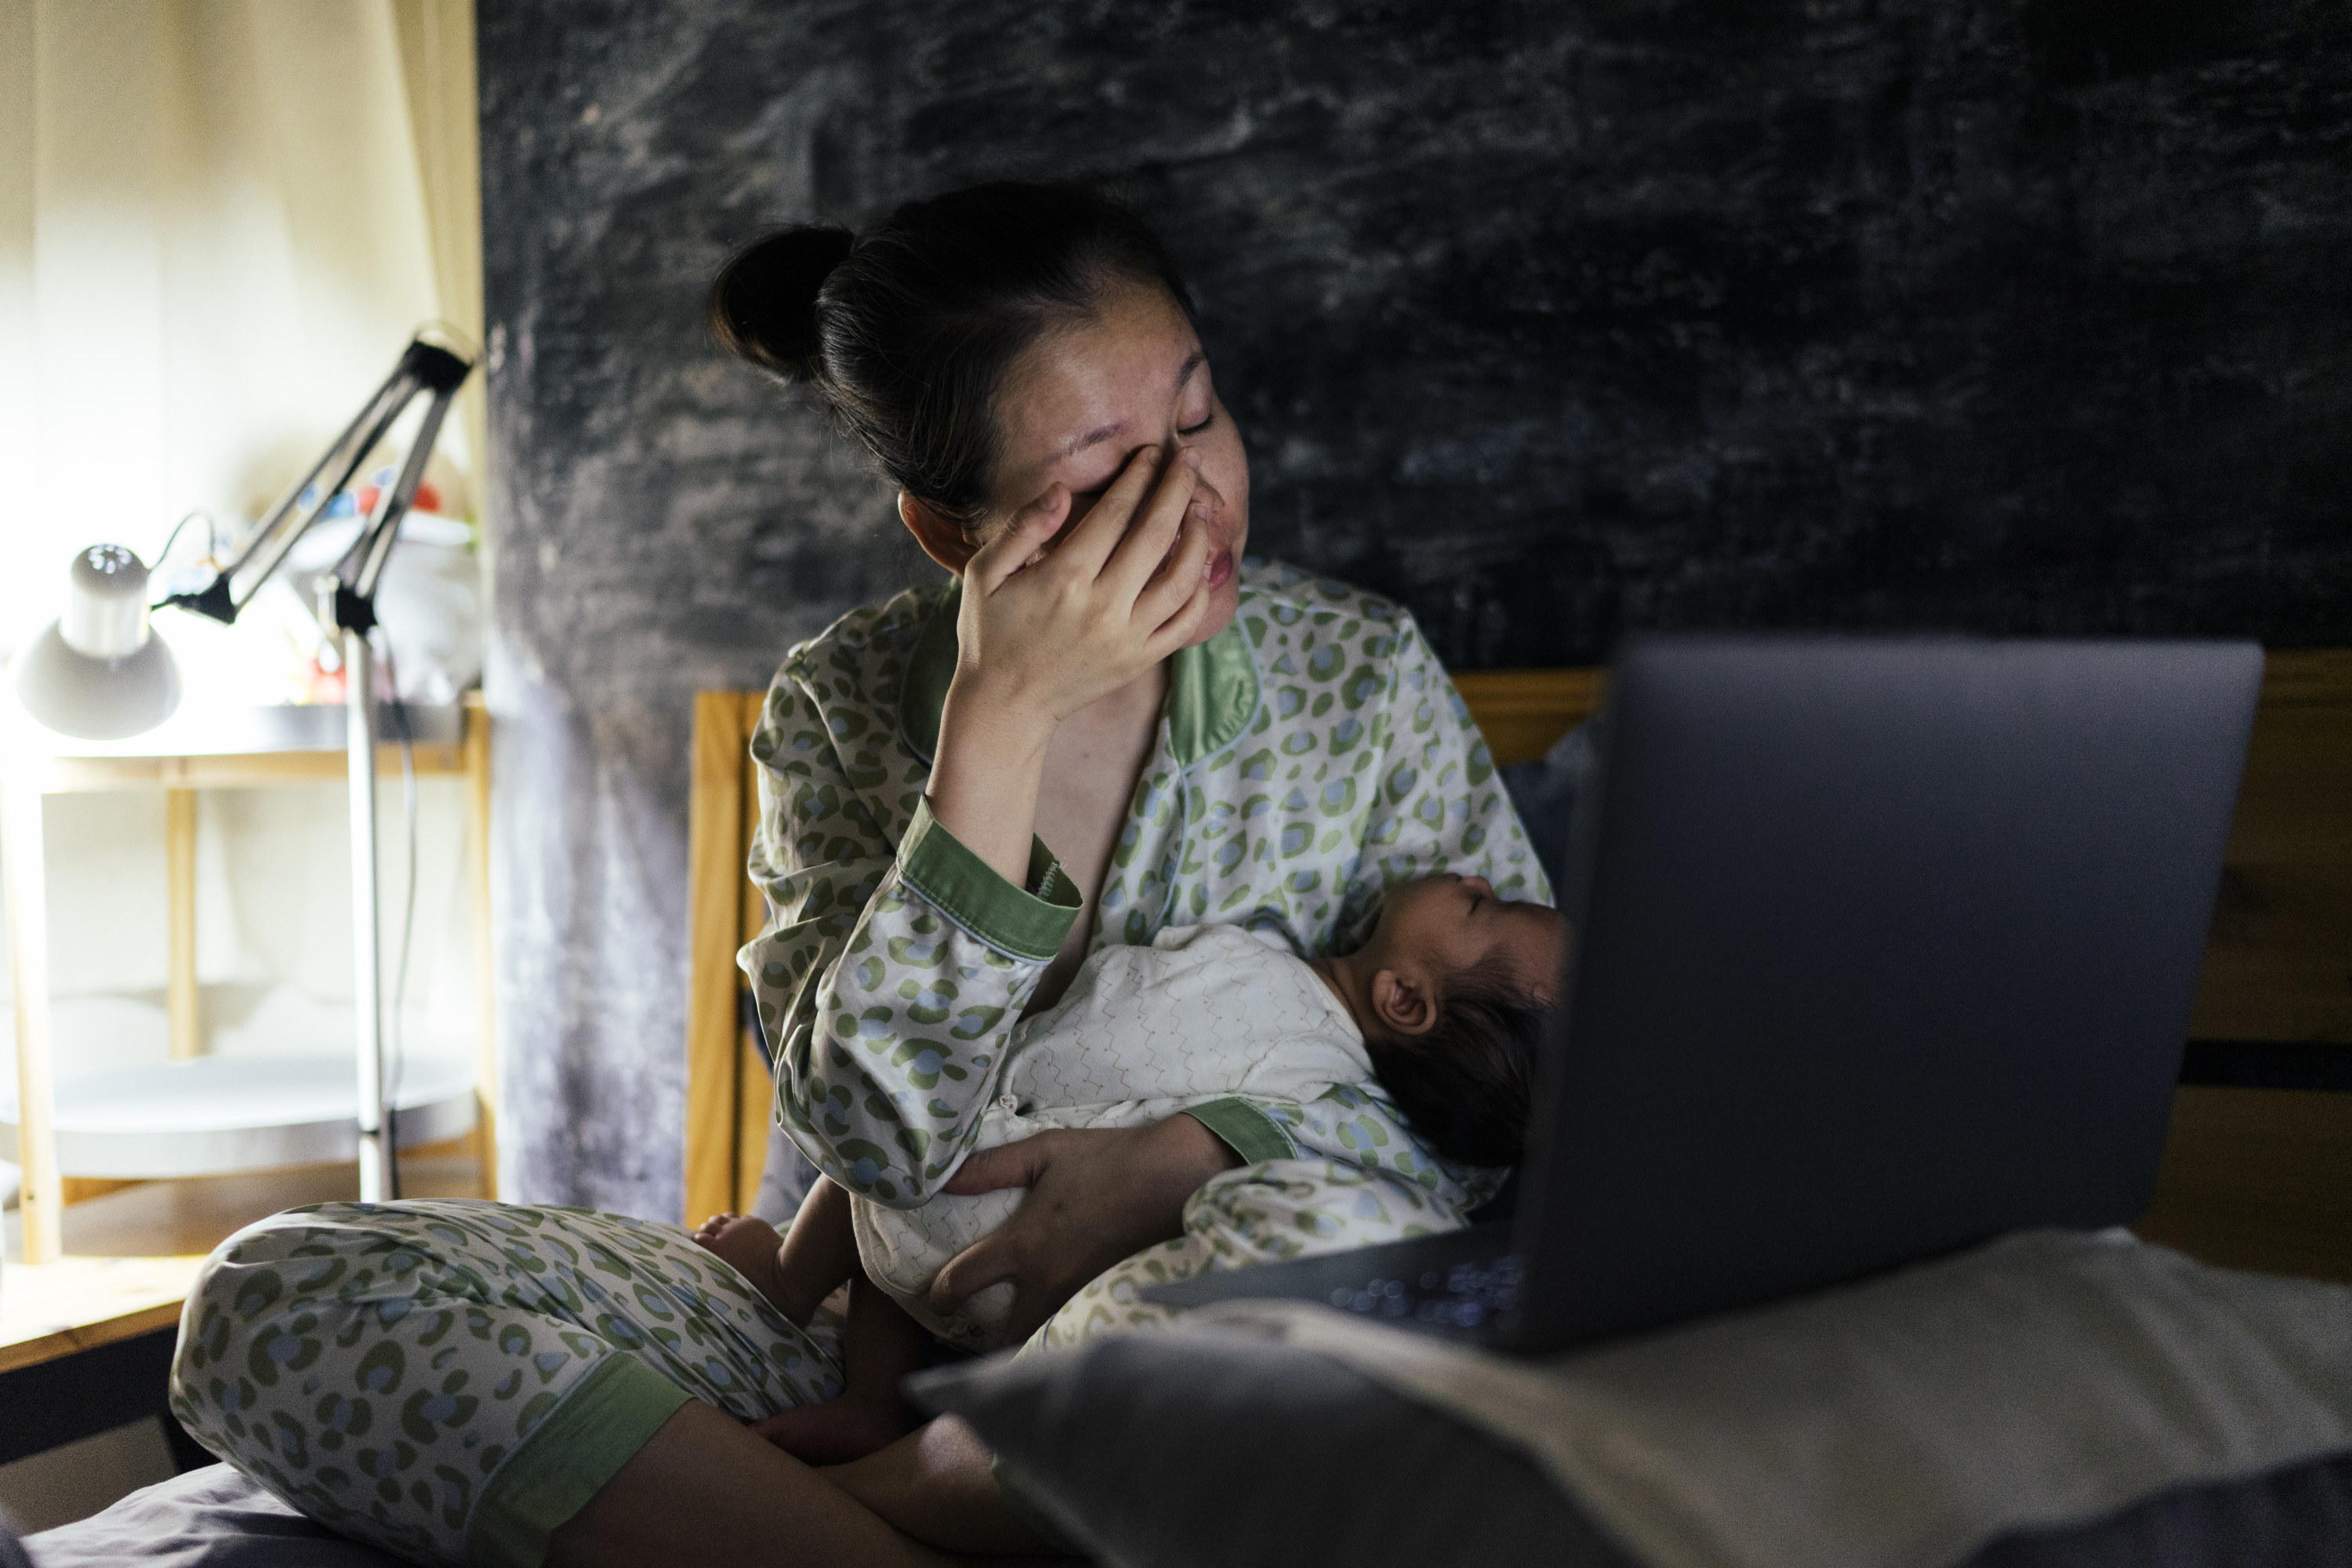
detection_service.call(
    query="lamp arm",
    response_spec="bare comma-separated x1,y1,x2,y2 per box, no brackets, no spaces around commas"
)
173,361,424,624
169,338,474,626
341,377,462,610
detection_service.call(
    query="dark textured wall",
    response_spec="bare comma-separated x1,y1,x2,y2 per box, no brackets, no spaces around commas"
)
478,0,2352,1214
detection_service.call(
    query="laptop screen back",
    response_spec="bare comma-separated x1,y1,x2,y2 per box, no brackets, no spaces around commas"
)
1501,636,2261,1352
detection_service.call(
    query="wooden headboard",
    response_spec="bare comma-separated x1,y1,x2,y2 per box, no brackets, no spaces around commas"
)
685,653,2352,1280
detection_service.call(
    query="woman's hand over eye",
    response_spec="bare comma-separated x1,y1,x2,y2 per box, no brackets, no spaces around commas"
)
954,444,1217,733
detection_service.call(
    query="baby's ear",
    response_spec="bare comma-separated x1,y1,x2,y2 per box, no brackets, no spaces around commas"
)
1372,968,1438,1038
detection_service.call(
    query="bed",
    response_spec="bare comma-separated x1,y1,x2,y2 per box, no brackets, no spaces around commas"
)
21,1339,2352,1568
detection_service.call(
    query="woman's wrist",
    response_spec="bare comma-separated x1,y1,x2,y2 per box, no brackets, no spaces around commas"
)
1093,1116,1243,1261
936,672,1057,772
925,676,1058,888
1151,1111,1246,1203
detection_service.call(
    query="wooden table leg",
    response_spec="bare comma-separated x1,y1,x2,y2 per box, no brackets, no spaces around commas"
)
2,773,61,1264
166,788,200,1060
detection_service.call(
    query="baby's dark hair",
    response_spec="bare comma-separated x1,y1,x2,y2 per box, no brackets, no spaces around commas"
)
706,181,1192,528
1361,959,1549,1168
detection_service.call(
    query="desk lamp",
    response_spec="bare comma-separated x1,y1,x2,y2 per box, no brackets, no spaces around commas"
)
10,334,474,1202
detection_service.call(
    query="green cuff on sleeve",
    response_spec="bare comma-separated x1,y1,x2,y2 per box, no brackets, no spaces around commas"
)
1182,1098,1299,1166
896,797,1081,964
466,1353,693,1568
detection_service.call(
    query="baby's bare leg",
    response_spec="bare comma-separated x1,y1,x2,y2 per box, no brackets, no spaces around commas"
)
752,1274,931,1465
692,1176,860,1326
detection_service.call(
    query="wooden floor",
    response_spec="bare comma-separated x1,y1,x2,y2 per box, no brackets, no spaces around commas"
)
1,1157,478,1376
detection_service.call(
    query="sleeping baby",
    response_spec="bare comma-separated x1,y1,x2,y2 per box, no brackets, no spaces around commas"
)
693,870,1568,1460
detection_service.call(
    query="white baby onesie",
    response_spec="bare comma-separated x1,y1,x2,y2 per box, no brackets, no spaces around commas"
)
850,922,1370,1348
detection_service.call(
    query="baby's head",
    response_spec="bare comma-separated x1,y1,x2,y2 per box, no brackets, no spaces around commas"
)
1345,874,1570,1168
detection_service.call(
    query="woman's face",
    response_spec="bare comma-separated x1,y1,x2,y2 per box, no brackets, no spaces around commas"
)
984,278,1251,645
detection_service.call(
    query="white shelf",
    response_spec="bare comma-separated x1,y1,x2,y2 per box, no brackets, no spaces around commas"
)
33,702,464,759
0,1054,476,1179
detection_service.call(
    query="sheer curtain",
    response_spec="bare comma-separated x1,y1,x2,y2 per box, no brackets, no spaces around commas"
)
0,0,486,1135
0,0,481,639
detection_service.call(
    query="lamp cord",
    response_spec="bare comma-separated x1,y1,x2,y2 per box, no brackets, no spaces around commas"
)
151,509,220,579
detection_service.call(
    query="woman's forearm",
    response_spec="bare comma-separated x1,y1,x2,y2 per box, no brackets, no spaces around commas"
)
750,665,1058,1209
924,443,1210,890
925,676,1057,887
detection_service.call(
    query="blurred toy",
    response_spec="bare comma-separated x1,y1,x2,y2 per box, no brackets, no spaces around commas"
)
149,449,484,710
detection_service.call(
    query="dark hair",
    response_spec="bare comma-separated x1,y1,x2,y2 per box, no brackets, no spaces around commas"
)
1363,960,1548,1168
706,182,1194,528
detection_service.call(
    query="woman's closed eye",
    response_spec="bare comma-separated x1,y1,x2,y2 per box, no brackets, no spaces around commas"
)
1069,424,1210,506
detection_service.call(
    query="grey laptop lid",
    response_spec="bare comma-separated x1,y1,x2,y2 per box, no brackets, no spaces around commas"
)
1497,635,2262,1351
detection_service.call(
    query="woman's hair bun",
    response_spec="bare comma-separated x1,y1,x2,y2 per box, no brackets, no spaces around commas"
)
707,225,855,382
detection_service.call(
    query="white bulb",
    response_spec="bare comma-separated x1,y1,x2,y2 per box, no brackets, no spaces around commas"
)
61,544,154,659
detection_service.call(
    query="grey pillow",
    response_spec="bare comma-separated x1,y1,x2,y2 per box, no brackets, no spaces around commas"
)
911,1330,2352,1568
912,1331,1637,1567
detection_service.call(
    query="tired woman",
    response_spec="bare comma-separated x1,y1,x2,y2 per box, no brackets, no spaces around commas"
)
168,183,1545,1568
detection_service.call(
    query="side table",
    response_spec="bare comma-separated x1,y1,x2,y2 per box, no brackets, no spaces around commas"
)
2,696,495,1265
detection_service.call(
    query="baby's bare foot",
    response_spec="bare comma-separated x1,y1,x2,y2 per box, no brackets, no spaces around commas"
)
750,1393,912,1466
690,1212,794,1317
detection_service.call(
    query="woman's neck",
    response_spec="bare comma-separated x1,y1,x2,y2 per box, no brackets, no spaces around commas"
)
1054,656,1169,757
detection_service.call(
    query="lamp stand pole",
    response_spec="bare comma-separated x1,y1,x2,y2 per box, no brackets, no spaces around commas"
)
345,626,389,1201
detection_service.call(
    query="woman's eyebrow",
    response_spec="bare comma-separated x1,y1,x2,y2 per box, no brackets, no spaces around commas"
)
1053,349,1209,462
1059,421,1125,460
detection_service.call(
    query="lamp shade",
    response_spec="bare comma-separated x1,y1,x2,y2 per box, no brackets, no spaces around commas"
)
14,545,183,740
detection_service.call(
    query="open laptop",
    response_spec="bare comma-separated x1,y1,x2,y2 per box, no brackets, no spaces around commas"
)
1145,634,2263,1354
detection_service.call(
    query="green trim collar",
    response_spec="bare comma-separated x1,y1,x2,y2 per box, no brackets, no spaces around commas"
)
1165,617,1259,764
896,583,1259,768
